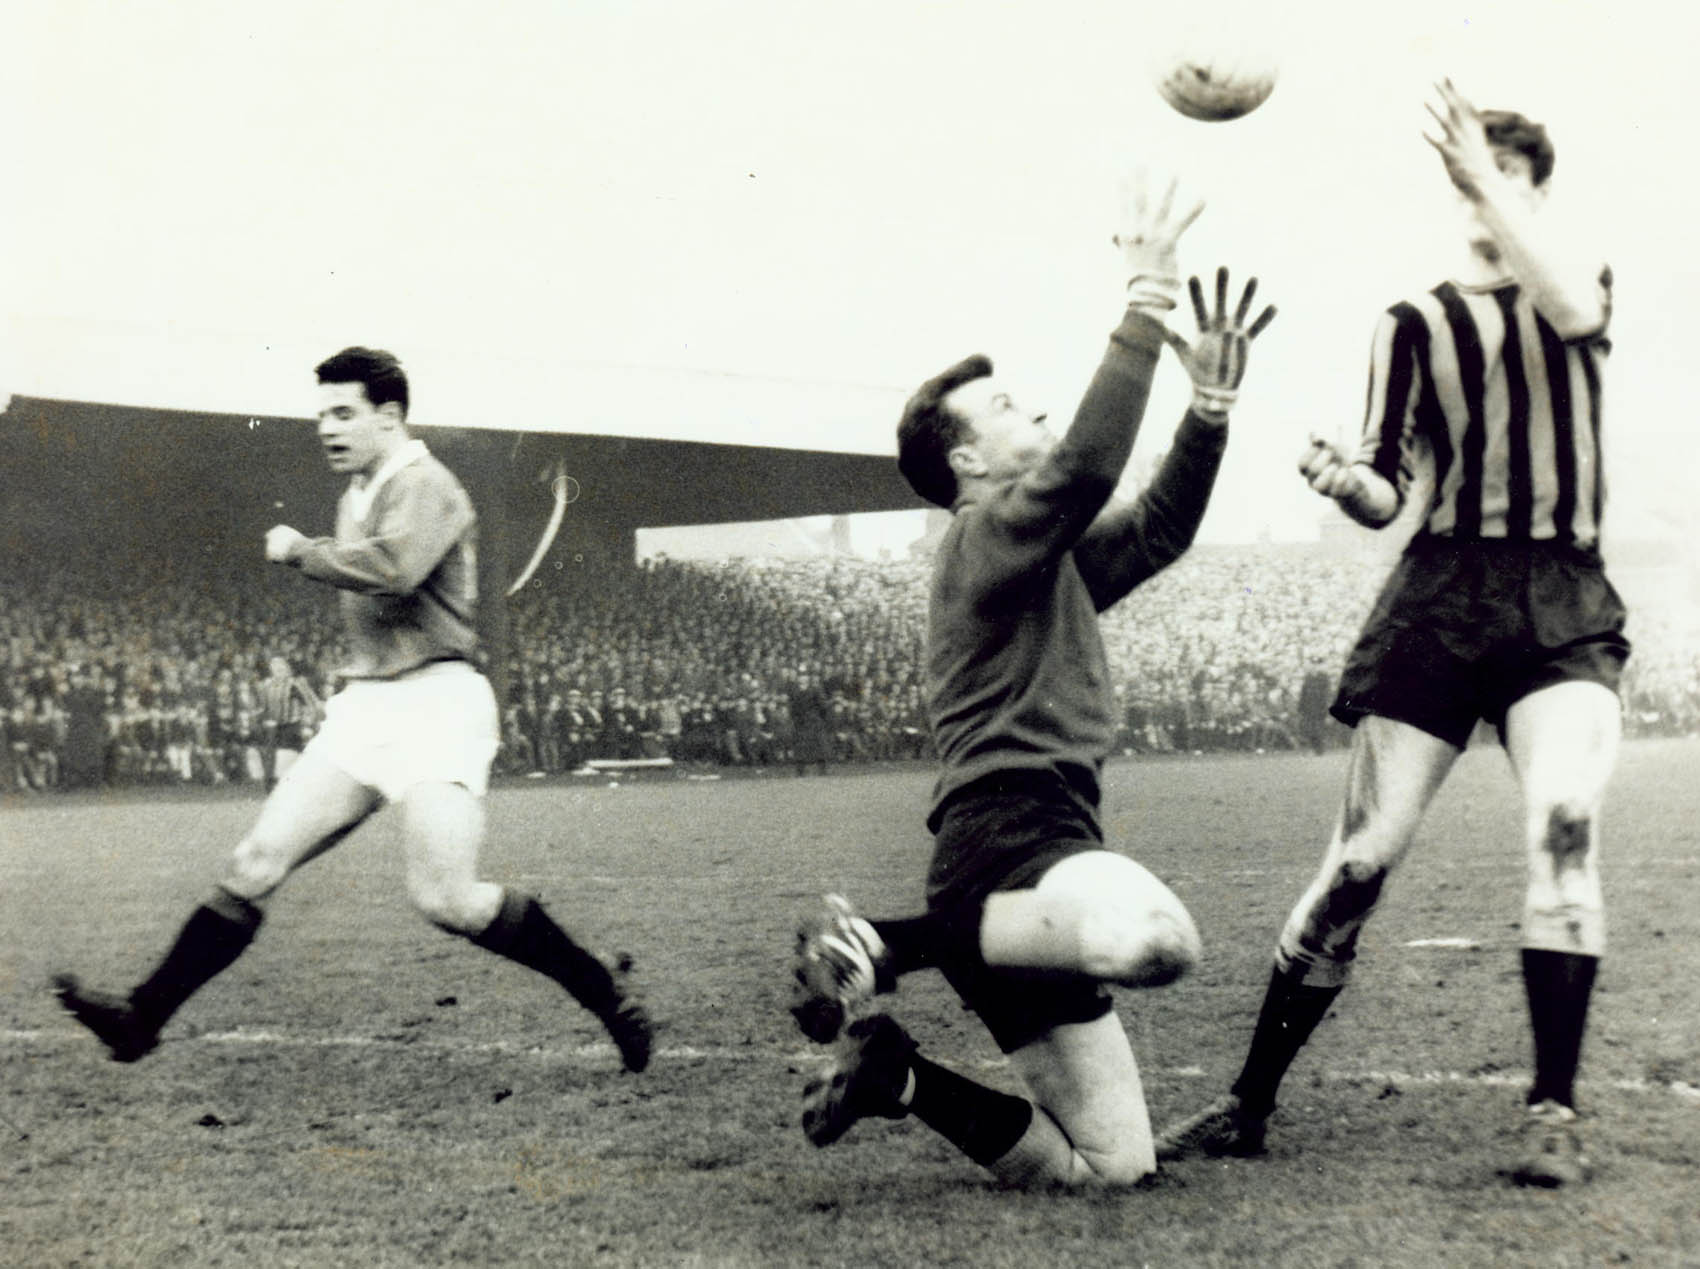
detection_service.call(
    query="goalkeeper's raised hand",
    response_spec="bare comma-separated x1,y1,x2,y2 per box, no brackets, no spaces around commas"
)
1163,266,1277,423
1113,170,1205,316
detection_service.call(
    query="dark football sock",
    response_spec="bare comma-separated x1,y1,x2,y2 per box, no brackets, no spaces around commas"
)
129,889,264,1029
472,891,621,1018
871,903,984,979
1229,964,1344,1116
1522,948,1598,1108
906,1053,1035,1167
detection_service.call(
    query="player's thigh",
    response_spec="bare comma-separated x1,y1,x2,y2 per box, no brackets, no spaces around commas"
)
1327,715,1458,865
230,748,377,894
1010,1012,1151,1177
1035,848,1182,910
1503,679,1622,819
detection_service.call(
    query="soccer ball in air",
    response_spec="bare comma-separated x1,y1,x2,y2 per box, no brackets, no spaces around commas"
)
1150,38,1278,122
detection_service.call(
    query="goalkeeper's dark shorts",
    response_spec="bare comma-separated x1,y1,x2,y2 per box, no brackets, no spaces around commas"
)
1332,535,1631,750
925,770,1114,1054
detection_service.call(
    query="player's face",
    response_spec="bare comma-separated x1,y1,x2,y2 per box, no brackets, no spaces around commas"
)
316,380,397,477
945,378,1054,484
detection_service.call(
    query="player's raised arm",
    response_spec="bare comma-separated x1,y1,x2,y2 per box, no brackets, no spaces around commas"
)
1074,267,1277,609
1424,79,1606,340
944,174,1204,588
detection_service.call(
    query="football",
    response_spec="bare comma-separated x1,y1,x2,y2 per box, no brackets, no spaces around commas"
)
1151,46,1278,122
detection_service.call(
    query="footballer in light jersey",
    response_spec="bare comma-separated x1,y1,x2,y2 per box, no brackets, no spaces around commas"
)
1156,81,1626,1188
54,347,651,1074
787,175,1277,1187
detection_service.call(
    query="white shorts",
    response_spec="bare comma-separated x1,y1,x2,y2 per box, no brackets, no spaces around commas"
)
305,661,499,802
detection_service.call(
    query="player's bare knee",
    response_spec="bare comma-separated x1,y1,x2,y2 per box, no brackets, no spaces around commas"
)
1078,896,1199,986
224,835,290,899
408,879,483,935
1086,1149,1156,1187
1322,858,1388,923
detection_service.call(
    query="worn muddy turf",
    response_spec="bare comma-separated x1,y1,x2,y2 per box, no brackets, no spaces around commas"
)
3,739,1697,1266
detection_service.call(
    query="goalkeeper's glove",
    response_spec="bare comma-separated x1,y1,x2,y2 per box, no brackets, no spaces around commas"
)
1162,266,1278,422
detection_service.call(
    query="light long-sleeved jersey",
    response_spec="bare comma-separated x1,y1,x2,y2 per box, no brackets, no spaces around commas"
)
283,439,479,679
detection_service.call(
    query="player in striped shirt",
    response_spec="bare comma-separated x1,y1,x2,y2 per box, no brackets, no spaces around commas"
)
1156,82,1627,1187
54,347,651,1074
257,655,320,792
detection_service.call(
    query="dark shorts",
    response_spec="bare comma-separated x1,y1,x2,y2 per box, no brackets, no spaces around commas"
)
1332,537,1631,749
925,769,1114,1053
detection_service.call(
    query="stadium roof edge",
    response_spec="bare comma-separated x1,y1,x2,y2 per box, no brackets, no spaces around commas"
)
1,394,926,534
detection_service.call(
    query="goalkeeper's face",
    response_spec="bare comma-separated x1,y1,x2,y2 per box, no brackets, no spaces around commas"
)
945,378,1054,485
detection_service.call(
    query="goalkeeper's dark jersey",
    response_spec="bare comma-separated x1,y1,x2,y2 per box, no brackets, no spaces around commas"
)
923,309,1227,831
1354,269,1612,547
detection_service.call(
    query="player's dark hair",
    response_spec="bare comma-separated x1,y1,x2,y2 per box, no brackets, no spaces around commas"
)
315,346,410,417
1481,110,1555,186
896,353,993,508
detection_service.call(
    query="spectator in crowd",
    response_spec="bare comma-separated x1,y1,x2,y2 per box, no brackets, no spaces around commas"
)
603,687,643,760
60,666,109,790
788,670,833,776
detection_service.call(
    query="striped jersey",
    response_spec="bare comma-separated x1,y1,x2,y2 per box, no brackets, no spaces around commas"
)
258,674,317,727
1355,269,1611,545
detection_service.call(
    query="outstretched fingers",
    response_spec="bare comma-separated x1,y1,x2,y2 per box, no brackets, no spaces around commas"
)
1155,175,1176,224
1170,191,1205,237
1434,77,1475,123
1122,168,1149,220
1421,98,1454,153
1219,271,1276,339
1189,269,1276,338
1233,276,1259,325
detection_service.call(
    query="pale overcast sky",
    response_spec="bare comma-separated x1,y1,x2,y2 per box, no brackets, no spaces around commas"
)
4,0,1695,548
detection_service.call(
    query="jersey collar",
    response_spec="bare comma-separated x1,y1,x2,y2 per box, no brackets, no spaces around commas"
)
348,439,429,520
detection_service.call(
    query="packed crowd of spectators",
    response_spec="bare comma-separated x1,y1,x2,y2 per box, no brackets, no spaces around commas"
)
4,546,1697,795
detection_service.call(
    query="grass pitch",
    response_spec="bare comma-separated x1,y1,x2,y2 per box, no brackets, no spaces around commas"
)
3,741,1697,1267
